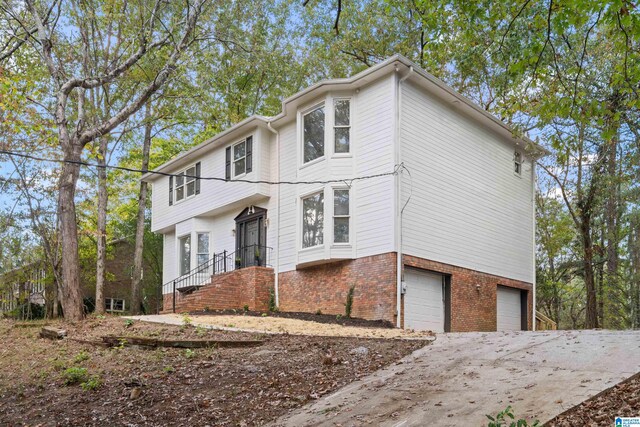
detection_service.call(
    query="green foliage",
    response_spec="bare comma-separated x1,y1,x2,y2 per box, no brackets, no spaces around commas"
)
163,366,175,374
184,349,195,359
486,406,540,427
181,313,192,327
243,305,249,313
268,287,278,312
315,309,323,315
62,367,88,386
73,351,90,364
124,319,135,328
345,286,355,318
80,375,102,392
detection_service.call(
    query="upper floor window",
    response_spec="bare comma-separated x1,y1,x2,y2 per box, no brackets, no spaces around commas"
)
302,191,324,248
303,105,325,164
226,136,253,179
170,162,201,205
334,99,350,154
333,189,350,243
514,151,523,175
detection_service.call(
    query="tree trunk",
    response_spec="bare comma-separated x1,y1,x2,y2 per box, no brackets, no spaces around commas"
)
94,137,108,315
581,218,599,329
130,103,153,315
57,144,85,321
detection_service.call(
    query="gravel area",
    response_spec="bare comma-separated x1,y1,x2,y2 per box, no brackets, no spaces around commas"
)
169,313,434,339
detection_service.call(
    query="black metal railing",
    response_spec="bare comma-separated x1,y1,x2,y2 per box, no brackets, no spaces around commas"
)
160,245,273,313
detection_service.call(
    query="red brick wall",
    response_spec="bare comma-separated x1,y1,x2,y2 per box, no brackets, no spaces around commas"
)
278,253,397,323
161,267,274,313
403,255,533,331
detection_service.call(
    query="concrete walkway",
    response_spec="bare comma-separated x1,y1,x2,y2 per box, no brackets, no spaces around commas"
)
271,329,640,426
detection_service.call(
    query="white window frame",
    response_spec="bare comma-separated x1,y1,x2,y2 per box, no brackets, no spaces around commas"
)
196,232,210,266
178,233,192,276
105,298,125,312
332,98,351,157
232,139,247,177
174,163,198,203
300,102,326,168
514,151,523,176
300,189,325,249
332,187,350,244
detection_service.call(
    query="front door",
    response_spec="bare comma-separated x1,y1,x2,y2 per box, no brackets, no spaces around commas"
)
235,206,267,268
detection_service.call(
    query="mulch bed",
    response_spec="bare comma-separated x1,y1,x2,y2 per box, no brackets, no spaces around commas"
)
0,316,426,426
191,309,396,329
547,372,640,426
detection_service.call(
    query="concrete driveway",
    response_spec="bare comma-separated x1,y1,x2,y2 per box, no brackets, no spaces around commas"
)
272,329,640,427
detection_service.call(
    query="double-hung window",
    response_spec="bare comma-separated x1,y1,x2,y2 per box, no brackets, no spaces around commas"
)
226,136,253,179
514,151,523,175
105,298,125,312
334,99,350,154
333,189,350,243
302,191,324,248
303,105,325,164
179,234,191,276
196,232,210,266
170,163,200,205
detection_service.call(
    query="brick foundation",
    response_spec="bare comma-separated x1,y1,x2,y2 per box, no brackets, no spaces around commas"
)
403,255,533,332
162,267,274,313
278,253,398,323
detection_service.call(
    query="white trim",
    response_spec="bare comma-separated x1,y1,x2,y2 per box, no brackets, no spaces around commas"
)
231,138,248,177
300,189,325,250
331,187,351,245
195,231,211,266
332,97,352,157
299,101,326,168
173,162,199,205
531,159,537,331
177,232,192,276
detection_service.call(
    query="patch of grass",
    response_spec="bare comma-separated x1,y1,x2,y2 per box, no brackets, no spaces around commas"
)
195,326,207,336
181,313,192,328
124,319,135,328
184,349,196,359
74,351,90,364
62,367,88,386
163,366,175,374
80,375,102,391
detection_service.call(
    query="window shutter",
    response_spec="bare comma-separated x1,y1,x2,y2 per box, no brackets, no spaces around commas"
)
225,146,231,180
169,176,173,206
195,162,201,194
246,136,253,173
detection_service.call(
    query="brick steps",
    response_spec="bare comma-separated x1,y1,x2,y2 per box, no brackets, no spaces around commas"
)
162,267,274,313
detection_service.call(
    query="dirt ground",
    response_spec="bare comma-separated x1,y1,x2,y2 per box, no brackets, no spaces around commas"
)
547,372,640,426
0,316,427,426
163,313,433,339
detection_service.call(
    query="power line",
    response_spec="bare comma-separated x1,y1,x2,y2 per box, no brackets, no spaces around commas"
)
0,150,402,186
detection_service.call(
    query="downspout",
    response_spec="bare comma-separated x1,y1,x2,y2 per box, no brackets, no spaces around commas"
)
396,65,414,328
267,122,280,307
531,158,537,331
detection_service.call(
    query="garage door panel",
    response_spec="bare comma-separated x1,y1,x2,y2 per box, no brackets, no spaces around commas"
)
497,286,522,331
405,269,444,333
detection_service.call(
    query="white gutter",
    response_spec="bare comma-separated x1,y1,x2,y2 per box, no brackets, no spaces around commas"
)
267,122,280,307
531,159,537,331
395,66,414,328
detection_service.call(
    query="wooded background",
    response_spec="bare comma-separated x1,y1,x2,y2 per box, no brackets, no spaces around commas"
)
0,0,638,328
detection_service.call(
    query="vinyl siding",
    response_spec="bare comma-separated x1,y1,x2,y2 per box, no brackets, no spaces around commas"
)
151,127,269,233
399,80,534,283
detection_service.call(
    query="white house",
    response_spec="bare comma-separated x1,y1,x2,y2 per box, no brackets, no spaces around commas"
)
143,55,547,332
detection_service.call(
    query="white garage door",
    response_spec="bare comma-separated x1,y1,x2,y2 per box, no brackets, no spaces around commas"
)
497,286,523,331
405,269,444,333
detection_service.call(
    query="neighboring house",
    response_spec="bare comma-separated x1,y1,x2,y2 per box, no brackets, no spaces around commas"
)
144,55,548,333
0,263,47,316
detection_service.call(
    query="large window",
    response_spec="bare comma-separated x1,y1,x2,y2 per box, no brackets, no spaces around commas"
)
303,105,325,163
333,189,350,243
179,235,191,275
302,191,324,248
196,232,210,266
334,99,350,154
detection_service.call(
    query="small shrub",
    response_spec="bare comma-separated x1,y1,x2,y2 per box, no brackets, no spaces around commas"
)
486,406,540,427
268,287,278,312
261,312,268,317
74,351,90,364
315,309,322,315
345,285,355,318
243,305,249,312
62,367,88,385
124,319,135,328
81,375,102,391
184,349,195,359
336,314,343,320
181,313,192,328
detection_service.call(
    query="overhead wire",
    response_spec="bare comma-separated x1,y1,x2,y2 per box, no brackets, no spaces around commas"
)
0,150,403,186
